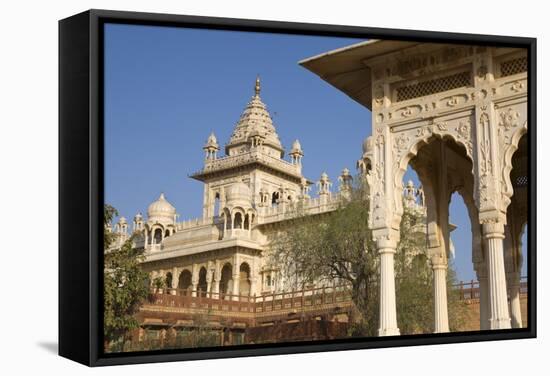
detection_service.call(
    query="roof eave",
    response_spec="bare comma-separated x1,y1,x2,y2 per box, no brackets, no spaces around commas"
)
298,40,420,110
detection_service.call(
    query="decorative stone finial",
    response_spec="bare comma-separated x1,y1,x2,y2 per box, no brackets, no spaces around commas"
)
291,139,303,153
203,132,220,160
255,75,261,97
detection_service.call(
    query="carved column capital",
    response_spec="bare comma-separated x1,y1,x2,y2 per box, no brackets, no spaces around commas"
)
373,229,399,252
430,254,448,270
481,221,505,239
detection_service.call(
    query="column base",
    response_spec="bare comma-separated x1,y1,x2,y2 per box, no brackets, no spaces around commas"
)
490,317,511,329
378,327,400,336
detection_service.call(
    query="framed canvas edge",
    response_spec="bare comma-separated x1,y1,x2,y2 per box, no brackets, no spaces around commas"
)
58,8,537,367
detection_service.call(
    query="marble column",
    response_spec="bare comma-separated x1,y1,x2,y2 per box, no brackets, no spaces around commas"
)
191,264,199,298
432,260,450,333
171,267,179,295
377,236,400,336
212,260,221,298
232,256,241,300
483,222,511,329
476,264,490,330
232,273,240,301
212,278,220,298
508,271,523,328
250,276,258,297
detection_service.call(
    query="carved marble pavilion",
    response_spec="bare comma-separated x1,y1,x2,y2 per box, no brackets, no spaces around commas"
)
108,39,528,345
301,40,528,334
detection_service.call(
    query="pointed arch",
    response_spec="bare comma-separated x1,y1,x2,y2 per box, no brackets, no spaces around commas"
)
501,122,528,208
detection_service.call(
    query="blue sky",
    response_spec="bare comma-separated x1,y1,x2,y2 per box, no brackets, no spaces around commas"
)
104,23,527,281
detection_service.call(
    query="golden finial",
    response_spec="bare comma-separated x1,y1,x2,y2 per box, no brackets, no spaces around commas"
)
254,75,261,96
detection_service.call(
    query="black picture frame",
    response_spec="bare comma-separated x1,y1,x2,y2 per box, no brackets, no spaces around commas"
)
59,8,537,367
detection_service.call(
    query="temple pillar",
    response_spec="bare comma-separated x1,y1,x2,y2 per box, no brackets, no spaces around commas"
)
376,234,400,336
504,217,523,329
482,222,511,329
191,264,199,297
250,277,257,296
232,255,241,300
476,262,490,330
212,260,221,298
171,267,179,295
432,259,450,333
232,273,240,301
508,271,523,328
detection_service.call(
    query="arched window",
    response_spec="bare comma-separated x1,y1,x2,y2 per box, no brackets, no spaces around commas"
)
178,270,192,295
198,267,208,297
271,192,279,207
165,229,170,238
234,212,243,229
165,272,173,292
219,263,233,296
243,214,249,230
214,192,221,217
239,263,251,296
154,228,162,244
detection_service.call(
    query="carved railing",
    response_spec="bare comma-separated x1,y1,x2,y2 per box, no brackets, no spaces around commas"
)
146,277,529,315
192,149,301,178
176,216,222,231
454,276,528,300
257,193,343,225
145,285,353,315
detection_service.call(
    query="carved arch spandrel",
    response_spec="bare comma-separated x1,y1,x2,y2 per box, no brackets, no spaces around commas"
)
500,119,528,207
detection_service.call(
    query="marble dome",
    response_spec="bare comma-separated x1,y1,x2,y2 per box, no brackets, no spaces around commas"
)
226,181,251,206
147,193,176,222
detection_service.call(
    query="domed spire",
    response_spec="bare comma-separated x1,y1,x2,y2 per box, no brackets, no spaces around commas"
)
317,172,332,196
203,132,220,160
226,76,284,157
338,168,353,194
289,139,304,165
206,132,218,146
291,139,302,153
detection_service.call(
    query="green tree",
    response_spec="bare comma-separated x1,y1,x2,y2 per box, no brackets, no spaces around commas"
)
103,204,150,352
268,179,469,336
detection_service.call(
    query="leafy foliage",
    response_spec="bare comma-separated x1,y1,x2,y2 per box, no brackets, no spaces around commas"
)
103,204,149,350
